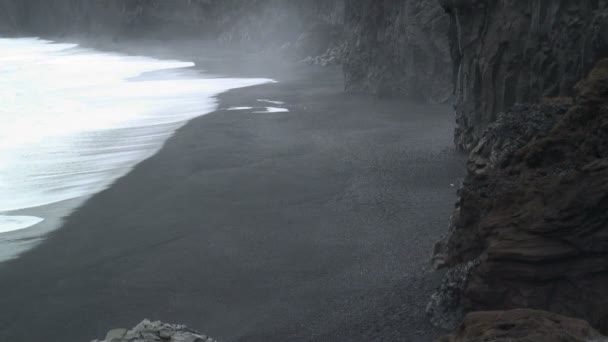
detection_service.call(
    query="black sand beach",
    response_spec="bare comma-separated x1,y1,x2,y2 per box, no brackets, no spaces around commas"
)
0,41,465,342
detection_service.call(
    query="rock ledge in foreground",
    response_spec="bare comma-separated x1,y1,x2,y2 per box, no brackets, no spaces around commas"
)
91,319,217,342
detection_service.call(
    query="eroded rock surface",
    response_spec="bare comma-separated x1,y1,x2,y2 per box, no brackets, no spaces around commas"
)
343,0,451,102
441,0,608,150
92,320,216,342
430,59,608,332
436,309,608,342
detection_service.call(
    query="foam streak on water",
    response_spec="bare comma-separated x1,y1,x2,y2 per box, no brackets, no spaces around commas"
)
0,38,273,238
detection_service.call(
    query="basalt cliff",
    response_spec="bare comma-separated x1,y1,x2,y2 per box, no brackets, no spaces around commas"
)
430,57,608,335
441,0,608,150
343,0,451,102
427,0,608,337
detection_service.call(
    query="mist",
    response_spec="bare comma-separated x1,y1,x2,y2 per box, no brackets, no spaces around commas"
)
0,1,607,342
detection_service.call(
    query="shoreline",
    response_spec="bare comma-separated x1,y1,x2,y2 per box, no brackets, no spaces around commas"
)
0,197,88,261
0,37,275,262
0,39,466,341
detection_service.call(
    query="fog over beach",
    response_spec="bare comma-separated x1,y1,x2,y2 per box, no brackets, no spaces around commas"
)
1,1,603,341
0,36,468,341
0,37,272,260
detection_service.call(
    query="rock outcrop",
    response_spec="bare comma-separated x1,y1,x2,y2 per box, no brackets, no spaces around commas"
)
343,0,452,102
92,320,216,342
430,59,608,332
441,0,608,150
436,309,608,342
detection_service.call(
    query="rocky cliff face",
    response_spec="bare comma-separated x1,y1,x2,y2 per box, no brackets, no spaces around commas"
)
430,59,608,332
343,0,452,102
441,0,608,150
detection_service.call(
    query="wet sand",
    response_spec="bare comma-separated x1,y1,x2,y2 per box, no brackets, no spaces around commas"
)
0,40,465,341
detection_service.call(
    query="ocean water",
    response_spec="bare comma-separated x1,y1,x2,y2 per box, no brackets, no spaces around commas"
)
0,37,273,260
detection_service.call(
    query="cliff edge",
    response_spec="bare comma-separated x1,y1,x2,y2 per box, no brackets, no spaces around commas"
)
441,0,608,150
430,59,608,333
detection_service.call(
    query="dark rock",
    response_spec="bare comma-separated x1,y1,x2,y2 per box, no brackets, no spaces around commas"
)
466,103,570,176
436,309,608,342
430,59,608,333
427,259,480,329
441,0,608,150
343,0,452,102
300,42,347,67
295,23,344,59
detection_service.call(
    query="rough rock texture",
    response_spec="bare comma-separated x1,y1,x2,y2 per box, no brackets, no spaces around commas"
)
430,59,608,332
300,42,347,67
441,0,608,150
437,309,608,342
92,320,216,342
343,0,452,102
427,259,481,329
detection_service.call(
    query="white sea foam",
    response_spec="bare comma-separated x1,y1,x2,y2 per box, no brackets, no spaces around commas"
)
0,216,44,233
257,99,285,105
0,37,274,235
253,107,289,113
226,106,254,110
226,106,289,113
